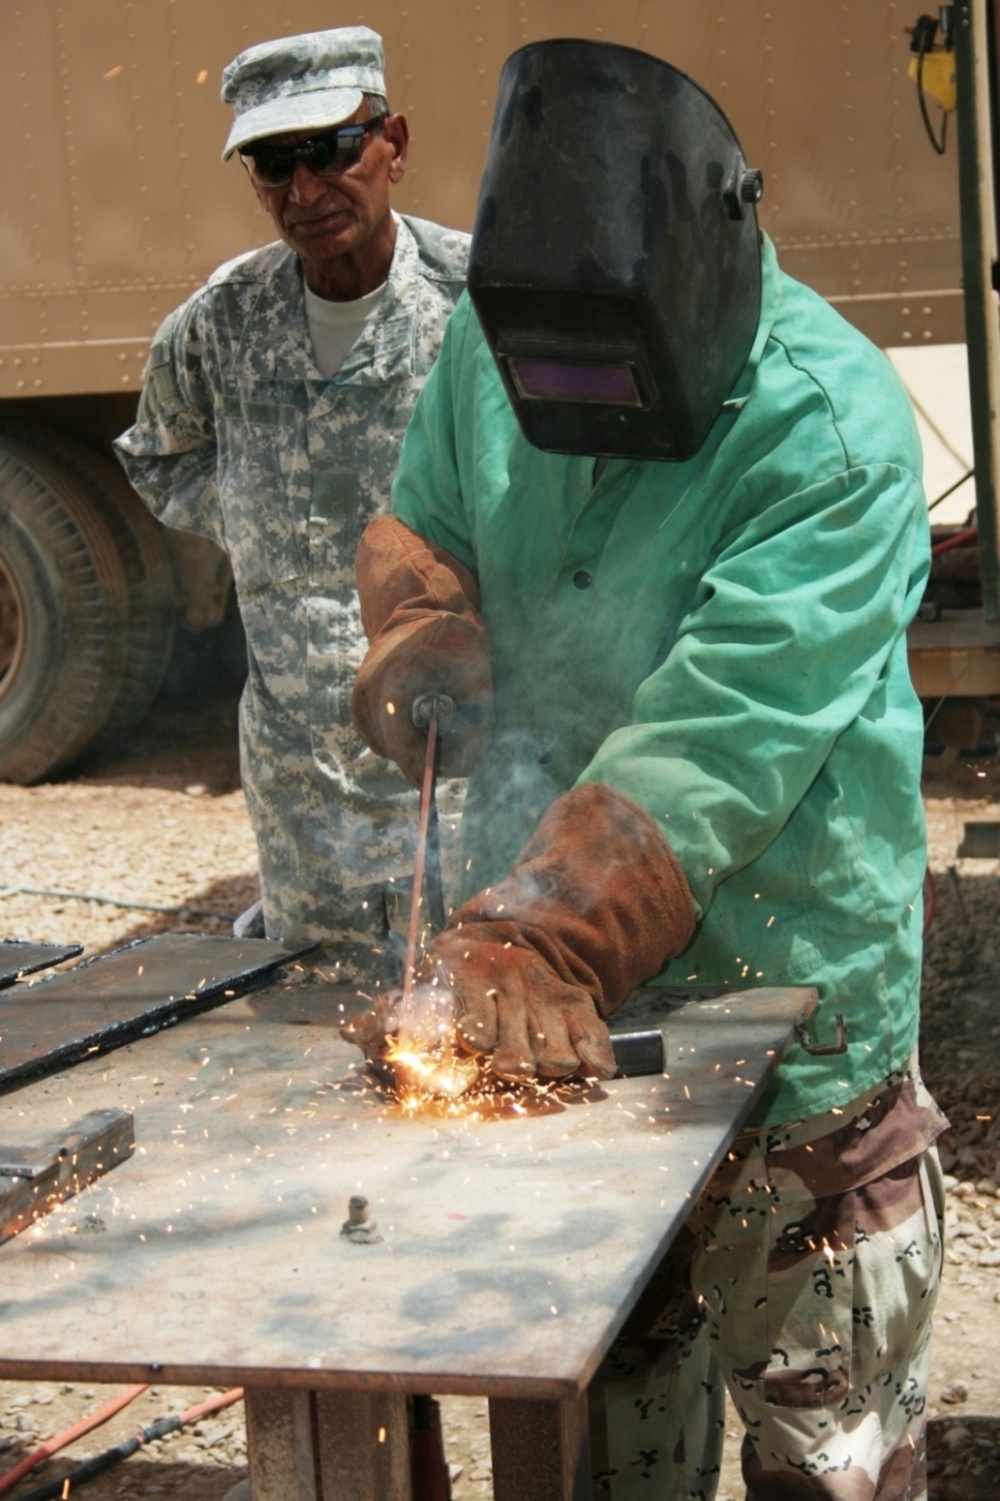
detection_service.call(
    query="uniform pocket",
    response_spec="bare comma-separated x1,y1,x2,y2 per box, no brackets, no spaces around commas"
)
308,469,364,594
690,1175,856,1410
217,387,308,597
849,1148,944,1385
760,1190,856,1408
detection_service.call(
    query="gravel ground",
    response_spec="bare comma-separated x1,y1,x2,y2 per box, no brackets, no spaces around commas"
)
1,699,999,1500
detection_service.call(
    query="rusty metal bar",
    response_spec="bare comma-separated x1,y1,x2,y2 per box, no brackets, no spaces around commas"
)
490,1393,591,1501
0,1108,134,1243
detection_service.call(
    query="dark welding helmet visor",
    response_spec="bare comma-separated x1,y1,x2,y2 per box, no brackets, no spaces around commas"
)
468,39,763,461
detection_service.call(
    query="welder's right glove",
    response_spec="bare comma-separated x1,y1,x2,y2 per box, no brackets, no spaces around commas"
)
343,782,697,1082
351,516,494,787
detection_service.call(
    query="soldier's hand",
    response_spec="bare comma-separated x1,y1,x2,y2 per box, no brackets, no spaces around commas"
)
339,955,614,1083
351,516,494,785
340,980,463,1061
418,936,618,1082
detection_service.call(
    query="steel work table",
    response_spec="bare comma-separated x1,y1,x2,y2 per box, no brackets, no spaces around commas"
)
0,971,814,1500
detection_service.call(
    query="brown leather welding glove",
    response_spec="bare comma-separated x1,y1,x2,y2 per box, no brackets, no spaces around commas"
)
343,783,697,1083
351,515,494,786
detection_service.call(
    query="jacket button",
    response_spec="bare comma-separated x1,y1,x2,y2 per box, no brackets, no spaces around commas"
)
537,746,553,764
573,570,592,590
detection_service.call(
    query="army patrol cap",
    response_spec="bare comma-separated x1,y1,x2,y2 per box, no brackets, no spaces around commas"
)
221,27,386,160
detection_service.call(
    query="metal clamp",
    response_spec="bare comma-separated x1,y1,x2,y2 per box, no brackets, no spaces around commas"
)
411,693,456,733
795,1013,848,1056
410,693,490,736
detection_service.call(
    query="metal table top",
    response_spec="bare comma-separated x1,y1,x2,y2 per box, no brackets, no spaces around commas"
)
0,976,812,1400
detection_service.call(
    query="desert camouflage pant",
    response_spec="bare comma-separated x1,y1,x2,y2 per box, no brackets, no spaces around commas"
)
589,1065,947,1501
590,1226,728,1499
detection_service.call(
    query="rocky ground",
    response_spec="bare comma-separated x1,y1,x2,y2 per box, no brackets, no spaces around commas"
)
0,695,998,1500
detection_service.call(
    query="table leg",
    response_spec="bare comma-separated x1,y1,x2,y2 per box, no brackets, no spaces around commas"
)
489,1393,591,1501
244,1387,411,1501
244,1389,318,1500
315,1390,412,1500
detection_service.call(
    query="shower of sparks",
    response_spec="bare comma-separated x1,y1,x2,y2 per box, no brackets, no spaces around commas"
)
385,1041,479,1104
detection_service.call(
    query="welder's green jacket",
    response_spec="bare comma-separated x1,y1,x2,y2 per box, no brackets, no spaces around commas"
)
390,236,930,1125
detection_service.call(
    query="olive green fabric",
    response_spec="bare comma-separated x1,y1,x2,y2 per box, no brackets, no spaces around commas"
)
390,235,930,1126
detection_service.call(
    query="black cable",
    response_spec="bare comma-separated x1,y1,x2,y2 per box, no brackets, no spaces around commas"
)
0,884,237,921
917,43,948,154
13,1415,184,1501
928,468,975,511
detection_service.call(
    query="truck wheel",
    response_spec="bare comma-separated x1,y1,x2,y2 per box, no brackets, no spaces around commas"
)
0,434,131,782
6,424,177,756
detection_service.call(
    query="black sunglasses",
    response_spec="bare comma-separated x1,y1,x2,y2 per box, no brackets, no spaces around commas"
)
240,117,386,187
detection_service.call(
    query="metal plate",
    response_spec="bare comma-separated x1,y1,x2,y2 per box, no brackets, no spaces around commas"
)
0,933,317,1093
0,939,83,989
0,1108,135,1241
0,981,814,1398
957,822,1000,859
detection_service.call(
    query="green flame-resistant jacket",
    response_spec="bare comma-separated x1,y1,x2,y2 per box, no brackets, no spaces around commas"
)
389,235,930,1125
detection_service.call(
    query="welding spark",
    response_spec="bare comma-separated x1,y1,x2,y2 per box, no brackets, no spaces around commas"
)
387,1045,478,1102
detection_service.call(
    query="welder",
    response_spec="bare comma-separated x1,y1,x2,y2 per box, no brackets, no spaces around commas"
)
344,40,948,1501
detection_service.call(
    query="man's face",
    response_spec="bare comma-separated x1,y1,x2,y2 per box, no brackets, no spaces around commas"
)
247,110,408,282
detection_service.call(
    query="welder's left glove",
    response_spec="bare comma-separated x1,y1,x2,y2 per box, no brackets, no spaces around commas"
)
343,782,697,1082
351,516,494,786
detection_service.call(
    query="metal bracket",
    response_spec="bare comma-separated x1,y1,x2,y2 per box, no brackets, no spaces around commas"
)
610,1029,665,1076
0,1107,135,1243
795,1013,848,1056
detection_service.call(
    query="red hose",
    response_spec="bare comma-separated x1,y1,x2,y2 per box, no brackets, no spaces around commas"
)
0,1385,243,1498
931,525,978,556
176,1387,244,1425
0,1386,148,1496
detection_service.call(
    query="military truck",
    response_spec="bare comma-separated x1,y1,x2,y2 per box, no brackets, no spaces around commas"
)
2,0,997,782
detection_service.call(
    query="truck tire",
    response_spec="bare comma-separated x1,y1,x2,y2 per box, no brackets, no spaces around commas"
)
0,434,132,782
5,424,177,756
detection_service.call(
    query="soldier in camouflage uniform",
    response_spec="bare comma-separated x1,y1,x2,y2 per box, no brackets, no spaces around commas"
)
115,29,469,979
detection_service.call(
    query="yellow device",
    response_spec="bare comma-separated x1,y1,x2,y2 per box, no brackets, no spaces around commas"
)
909,48,957,112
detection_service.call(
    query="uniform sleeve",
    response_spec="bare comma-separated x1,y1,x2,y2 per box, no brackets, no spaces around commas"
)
113,300,225,549
578,460,930,915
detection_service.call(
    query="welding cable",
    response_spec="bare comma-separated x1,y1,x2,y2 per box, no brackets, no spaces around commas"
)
927,468,974,513
0,1386,149,1496
0,885,238,921
8,1387,244,1501
914,26,948,156
930,525,978,556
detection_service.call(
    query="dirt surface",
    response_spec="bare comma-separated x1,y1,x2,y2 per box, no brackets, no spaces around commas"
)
1,702,999,1500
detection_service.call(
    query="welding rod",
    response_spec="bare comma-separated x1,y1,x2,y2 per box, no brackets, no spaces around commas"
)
402,708,440,1000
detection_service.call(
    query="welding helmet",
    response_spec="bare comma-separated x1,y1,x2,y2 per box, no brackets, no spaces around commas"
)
468,39,764,461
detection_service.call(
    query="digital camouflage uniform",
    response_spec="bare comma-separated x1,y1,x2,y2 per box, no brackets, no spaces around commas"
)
388,236,948,1499
116,214,469,975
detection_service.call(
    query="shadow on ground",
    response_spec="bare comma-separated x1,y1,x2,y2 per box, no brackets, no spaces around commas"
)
929,1414,1000,1498
86,875,260,954
72,615,246,795
4,1454,245,1500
